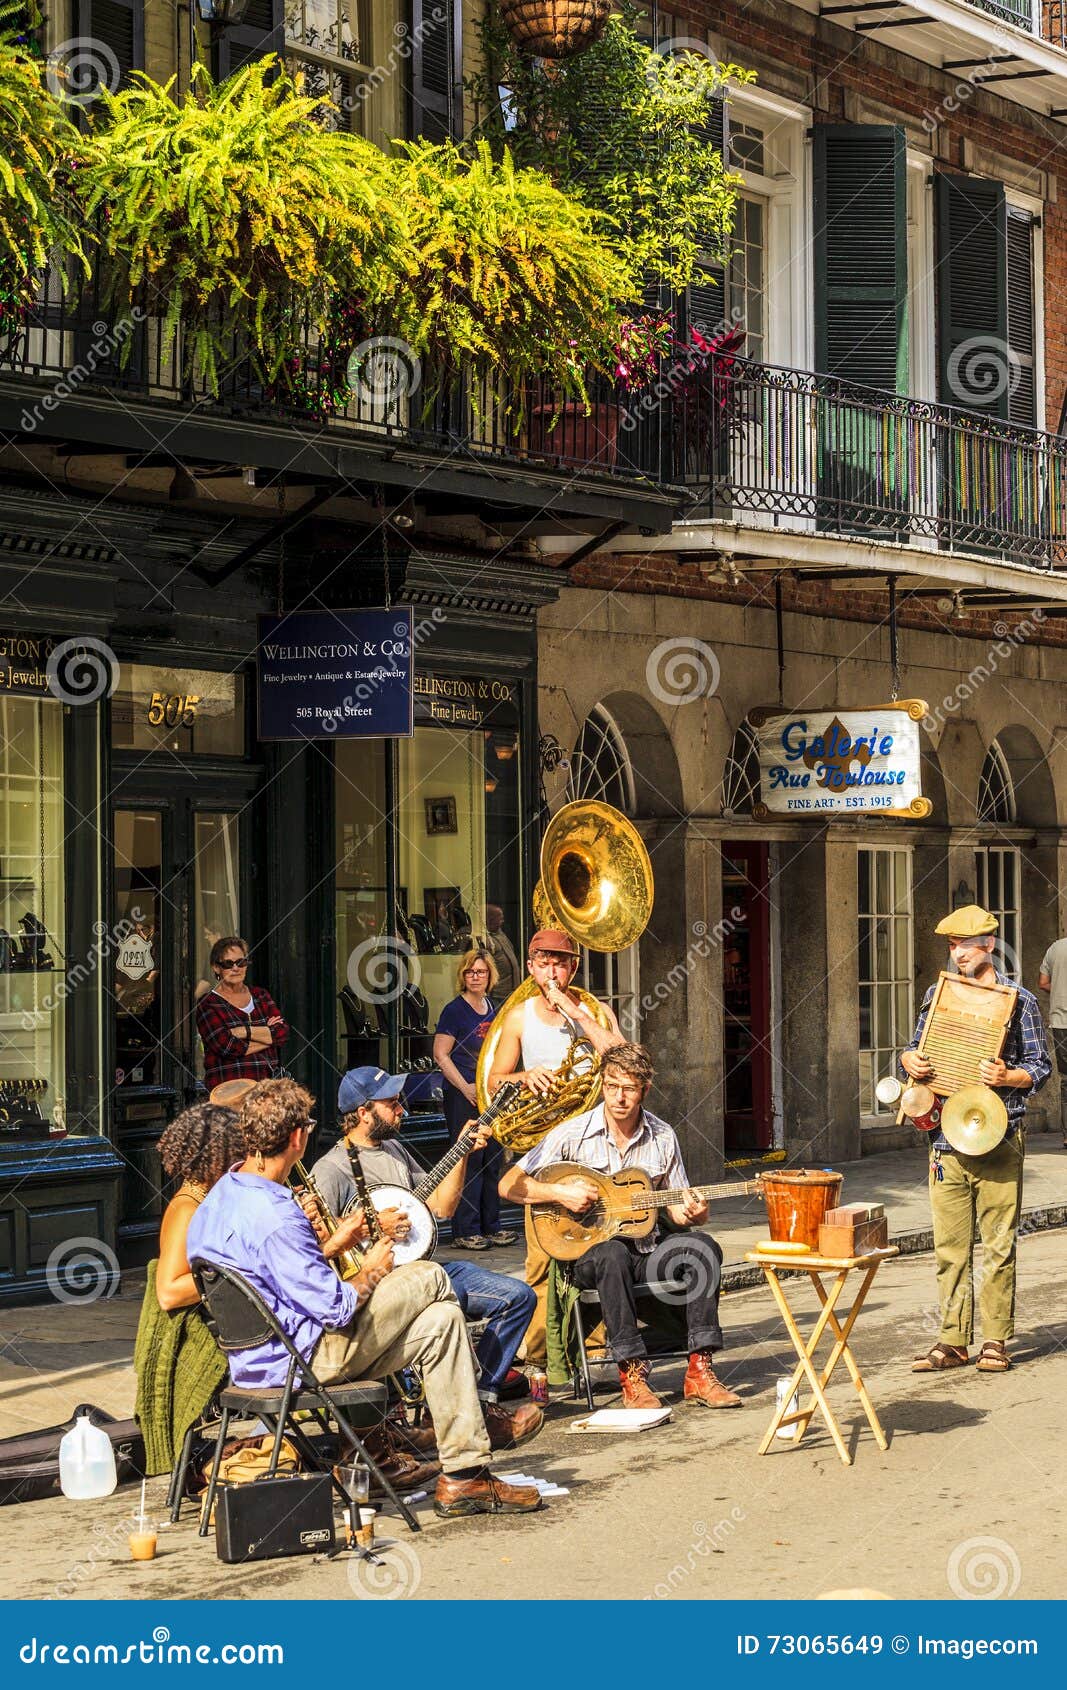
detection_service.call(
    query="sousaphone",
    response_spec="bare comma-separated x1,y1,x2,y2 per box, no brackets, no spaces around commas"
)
476,799,654,1151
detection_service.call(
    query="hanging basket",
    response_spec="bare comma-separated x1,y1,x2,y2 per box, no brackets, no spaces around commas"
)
497,0,611,60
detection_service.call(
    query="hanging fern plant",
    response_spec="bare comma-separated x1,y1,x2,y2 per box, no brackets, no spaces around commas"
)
77,59,406,394
0,26,86,339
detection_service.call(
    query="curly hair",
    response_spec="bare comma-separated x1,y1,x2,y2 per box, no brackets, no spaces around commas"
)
601,1042,655,1089
158,1103,244,1187
239,1077,314,1158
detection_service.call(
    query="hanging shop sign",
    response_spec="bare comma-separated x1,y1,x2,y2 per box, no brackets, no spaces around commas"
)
414,673,519,729
751,701,933,819
257,609,414,740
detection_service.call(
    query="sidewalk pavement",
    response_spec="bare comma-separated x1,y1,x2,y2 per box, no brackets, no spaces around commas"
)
2,1133,1065,1443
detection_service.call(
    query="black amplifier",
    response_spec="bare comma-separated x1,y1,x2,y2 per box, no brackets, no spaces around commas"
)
214,1475,336,1564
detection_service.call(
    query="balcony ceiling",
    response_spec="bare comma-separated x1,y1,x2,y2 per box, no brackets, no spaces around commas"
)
795,0,1067,124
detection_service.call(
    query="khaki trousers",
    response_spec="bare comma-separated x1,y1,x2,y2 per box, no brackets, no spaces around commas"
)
929,1134,1025,1346
313,1261,491,1474
521,1206,550,1365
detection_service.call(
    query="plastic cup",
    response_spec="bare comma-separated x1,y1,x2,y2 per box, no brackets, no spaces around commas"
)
129,1528,157,1561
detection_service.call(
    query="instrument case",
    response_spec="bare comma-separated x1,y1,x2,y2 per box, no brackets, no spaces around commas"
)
0,1403,146,1506
214,1474,336,1563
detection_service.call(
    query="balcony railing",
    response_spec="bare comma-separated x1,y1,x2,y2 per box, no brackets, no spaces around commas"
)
0,261,667,488
682,356,1067,568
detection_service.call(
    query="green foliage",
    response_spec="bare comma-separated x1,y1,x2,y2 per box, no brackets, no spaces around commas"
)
469,3,753,293
380,138,636,408
0,28,85,328
77,59,406,392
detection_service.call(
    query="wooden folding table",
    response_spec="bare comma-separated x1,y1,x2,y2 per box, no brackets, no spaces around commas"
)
744,1245,899,1466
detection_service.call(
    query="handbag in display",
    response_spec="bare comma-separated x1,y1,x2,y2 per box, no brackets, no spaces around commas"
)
213,1474,335,1564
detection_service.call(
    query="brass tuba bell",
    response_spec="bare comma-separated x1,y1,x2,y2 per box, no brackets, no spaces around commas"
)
476,800,654,1149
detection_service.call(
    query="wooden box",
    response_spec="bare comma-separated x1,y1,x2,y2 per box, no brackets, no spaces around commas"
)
824,1202,885,1226
818,1215,889,1258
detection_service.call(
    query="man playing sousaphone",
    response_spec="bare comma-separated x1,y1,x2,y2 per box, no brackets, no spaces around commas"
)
487,928,624,1366
903,905,1050,1375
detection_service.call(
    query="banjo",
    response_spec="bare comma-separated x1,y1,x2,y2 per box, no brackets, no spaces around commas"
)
343,1080,524,1264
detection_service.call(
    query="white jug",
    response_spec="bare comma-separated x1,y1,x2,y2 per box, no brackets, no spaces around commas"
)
58,1414,118,1499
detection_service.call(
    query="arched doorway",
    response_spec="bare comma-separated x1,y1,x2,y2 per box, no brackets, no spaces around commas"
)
975,738,1020,979
566,704,640,1037
719,720,777,1153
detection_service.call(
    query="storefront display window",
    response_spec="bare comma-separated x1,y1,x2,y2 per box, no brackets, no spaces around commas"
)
858,846,914,1115
1,695,88,1141
112,664,245,757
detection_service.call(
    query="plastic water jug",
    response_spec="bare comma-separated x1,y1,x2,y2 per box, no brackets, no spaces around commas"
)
58,1413,118,1499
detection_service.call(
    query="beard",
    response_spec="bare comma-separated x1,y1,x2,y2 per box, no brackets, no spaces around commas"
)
366,1105,401,1144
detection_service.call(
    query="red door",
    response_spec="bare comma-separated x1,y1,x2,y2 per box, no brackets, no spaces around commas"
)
721,841,773,1153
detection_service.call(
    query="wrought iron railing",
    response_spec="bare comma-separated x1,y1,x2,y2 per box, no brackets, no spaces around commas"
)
0,259,667,487
679,355,1067,567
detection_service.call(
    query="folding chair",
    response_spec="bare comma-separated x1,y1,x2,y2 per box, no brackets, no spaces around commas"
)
190,1259,421,1534
571,1281,695,1412
166,1396,223,1524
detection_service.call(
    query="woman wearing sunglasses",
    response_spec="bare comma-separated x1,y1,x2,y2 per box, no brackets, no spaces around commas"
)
194,936,289,1091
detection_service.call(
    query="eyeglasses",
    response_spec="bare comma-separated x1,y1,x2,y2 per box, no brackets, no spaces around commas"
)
465,967,490,977
221,958,248,969
302,1119,317,1134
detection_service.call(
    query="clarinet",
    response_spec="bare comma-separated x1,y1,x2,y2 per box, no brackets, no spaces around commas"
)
346,1146,384,1243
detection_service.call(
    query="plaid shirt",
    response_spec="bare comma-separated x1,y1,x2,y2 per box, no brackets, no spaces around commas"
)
518,1103,689,1254
902,970,1050,1151
195,985,289,1088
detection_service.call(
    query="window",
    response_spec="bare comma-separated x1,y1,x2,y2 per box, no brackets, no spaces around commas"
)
975,848,1021,981
111,665,245,757
977,740,1017,823
728,196,767,361
286,1,372,130
566,706,638,1038
721,720,761,816
858,847,913,1115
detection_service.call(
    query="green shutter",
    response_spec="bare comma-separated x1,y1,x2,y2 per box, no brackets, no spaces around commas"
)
680,93,729,342
1006,207,1036,430
73,0,143,87
813,124,908,394
214,0,284,80
410,0,462,141
935,172,1008,419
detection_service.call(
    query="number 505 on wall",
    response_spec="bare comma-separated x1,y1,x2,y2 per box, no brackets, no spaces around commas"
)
148,691,200,729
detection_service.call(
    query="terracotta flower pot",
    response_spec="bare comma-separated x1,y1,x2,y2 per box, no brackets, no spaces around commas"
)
497,0,611,60
527,399,619,469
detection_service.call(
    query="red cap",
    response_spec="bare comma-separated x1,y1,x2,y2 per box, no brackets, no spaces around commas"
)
528,929,579,958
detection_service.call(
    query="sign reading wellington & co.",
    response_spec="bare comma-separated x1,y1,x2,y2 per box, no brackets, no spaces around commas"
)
752,701,933,819
257,608,414,740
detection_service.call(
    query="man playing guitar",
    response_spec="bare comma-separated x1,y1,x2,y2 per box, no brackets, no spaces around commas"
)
310,1066,542,1451
487,929,624,1366
499,1043,742,1410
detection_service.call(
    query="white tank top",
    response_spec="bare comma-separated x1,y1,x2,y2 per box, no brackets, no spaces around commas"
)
520,996,573,1070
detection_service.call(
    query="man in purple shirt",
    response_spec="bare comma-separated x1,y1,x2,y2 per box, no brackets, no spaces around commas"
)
187,1078,540,1520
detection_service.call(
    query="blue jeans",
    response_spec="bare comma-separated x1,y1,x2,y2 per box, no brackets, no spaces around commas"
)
443,1260,535,1399
444,1082,504,1236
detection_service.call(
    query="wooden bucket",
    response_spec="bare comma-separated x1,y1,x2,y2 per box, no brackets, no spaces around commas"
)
762,1169,843,1250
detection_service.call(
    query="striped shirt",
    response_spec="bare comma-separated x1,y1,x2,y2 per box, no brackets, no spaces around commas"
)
902,969,1050,1151
518,1103,688,1254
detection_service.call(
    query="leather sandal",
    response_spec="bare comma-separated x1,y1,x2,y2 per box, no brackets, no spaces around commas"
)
976,1339,1012,1372
912,1342,970,1372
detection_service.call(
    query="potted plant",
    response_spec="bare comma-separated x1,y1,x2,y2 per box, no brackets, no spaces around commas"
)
77,58,404,394
497,0,610,60
0,25,86,343
526,309,673,468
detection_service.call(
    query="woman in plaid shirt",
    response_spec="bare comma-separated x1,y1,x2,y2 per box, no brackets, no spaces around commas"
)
195,936,289,1089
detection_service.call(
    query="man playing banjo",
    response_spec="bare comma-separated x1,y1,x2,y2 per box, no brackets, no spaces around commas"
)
309,1066,542,1450
499,1043,742,1410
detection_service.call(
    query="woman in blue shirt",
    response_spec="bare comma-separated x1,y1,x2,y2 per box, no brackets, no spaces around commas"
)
433,948,515,1248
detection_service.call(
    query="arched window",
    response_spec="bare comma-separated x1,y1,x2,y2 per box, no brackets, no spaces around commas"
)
565,706,639,1037
976,740,1020,980
721,721,762,817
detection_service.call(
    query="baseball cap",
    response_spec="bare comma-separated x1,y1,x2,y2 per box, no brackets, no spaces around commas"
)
528,928,578,958
934,904,998,938
338,1066,407,1113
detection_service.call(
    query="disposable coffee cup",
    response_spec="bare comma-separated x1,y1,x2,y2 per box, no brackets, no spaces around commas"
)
775,1377,800,1440
357,1507,376,1549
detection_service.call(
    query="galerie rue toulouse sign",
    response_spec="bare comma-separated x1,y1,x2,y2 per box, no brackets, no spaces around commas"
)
752,701,933,819
257,608,414,740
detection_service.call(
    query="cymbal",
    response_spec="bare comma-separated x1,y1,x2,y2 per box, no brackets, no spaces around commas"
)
940,1085,1009,1156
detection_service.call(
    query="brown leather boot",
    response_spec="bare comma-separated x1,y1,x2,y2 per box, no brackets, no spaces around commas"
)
368,1445,442,1496
618,1358,663,1409
434,1469,542,1518
683,1350,742,1408
483,1400,544,1450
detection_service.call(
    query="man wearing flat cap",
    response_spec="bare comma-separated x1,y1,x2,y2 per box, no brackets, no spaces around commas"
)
901,905,1050,1375
487,929,625,1366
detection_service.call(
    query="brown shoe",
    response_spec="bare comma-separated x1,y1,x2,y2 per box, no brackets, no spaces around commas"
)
483,1399,544,1450
434,1469,542,1518
368,1447,442,1497
619,1358,663,1410
683,1350,742,1408
387,1418,439,1457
